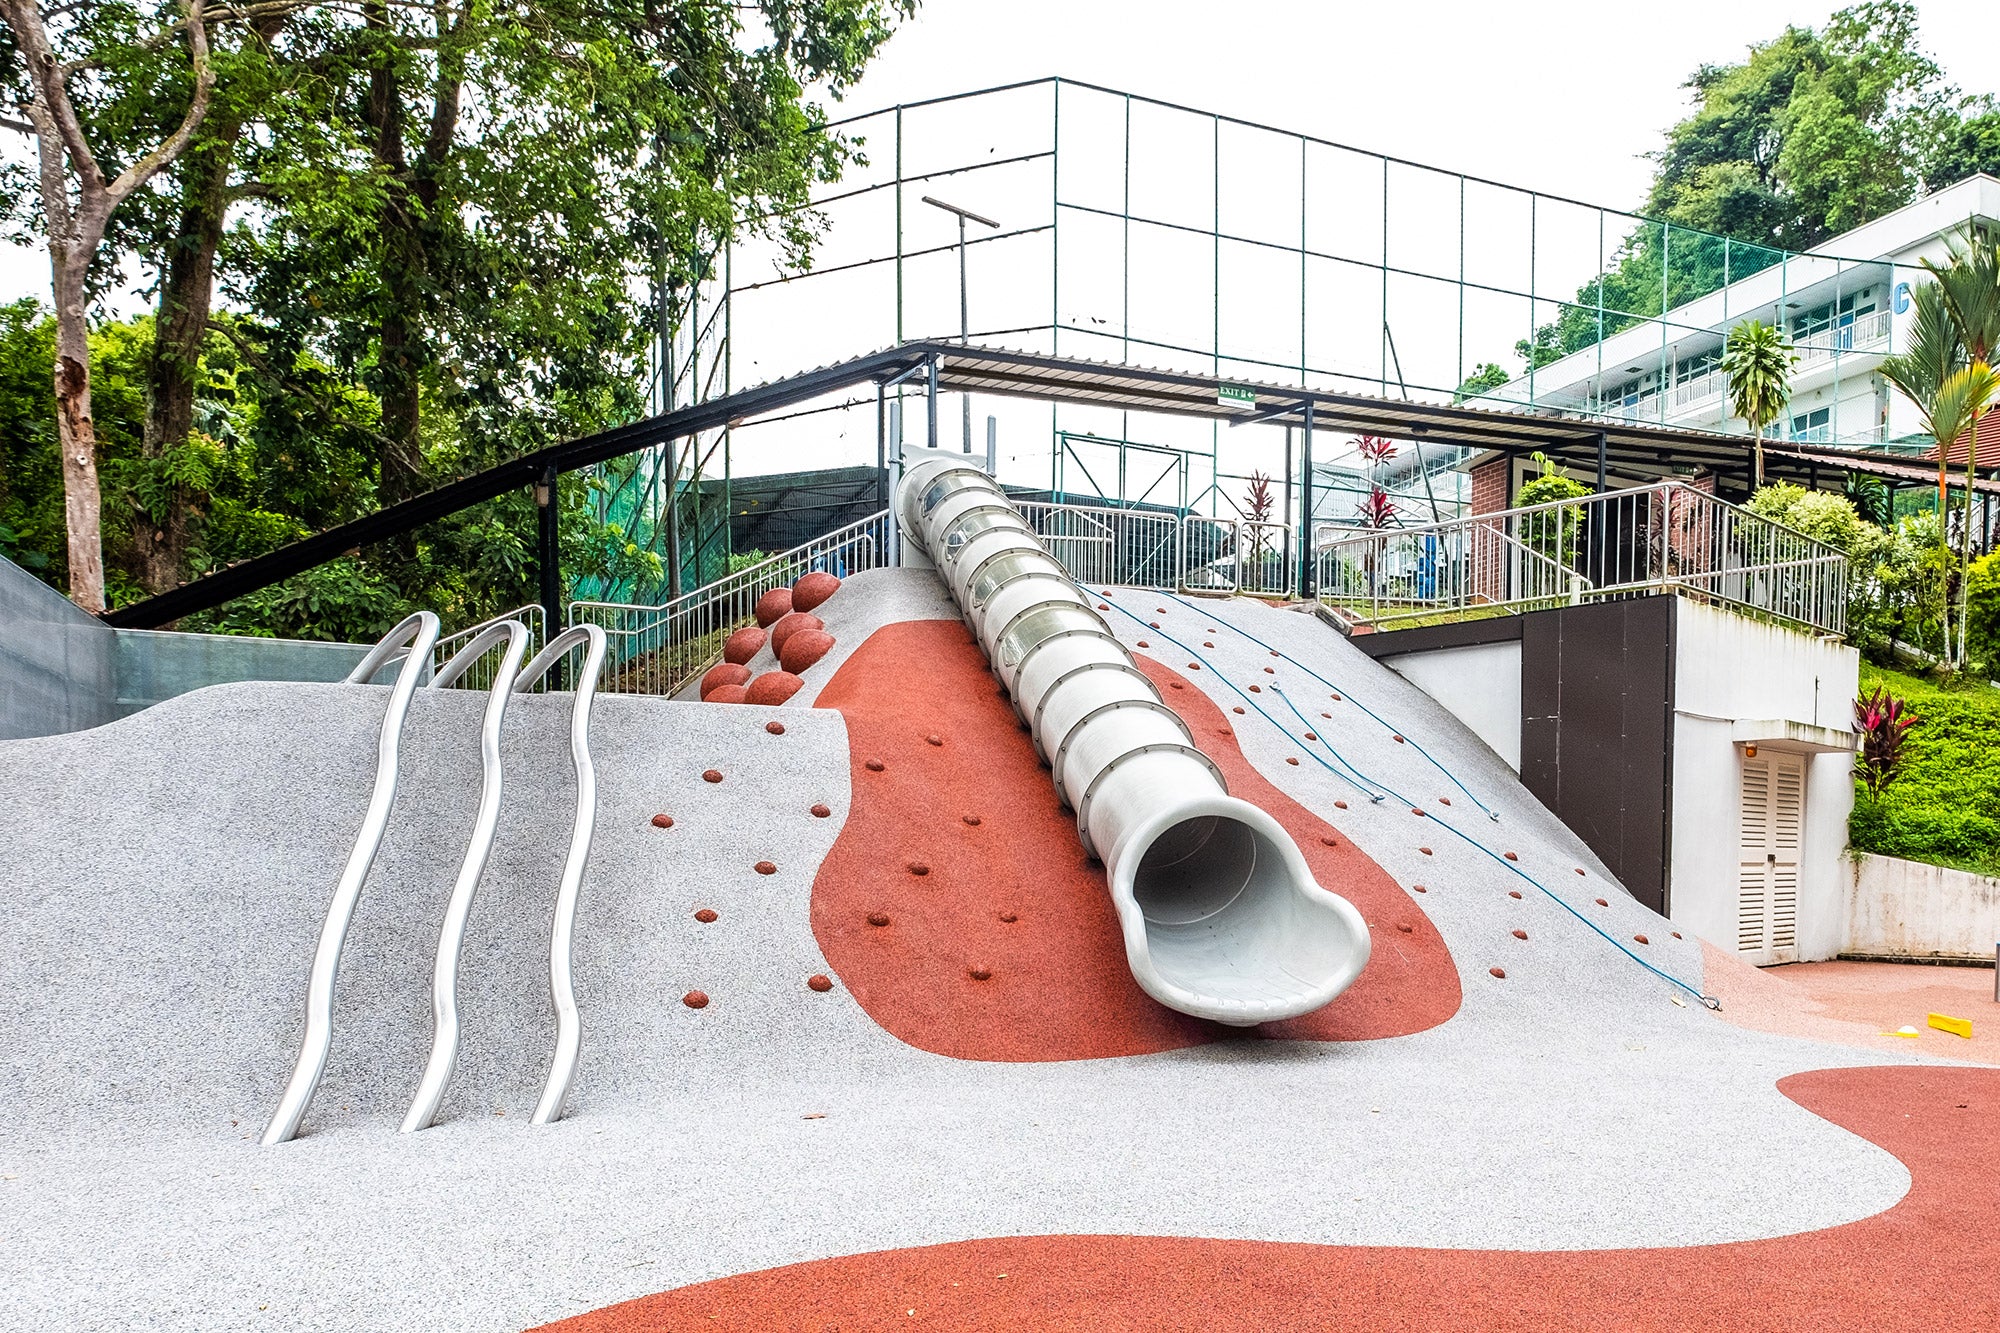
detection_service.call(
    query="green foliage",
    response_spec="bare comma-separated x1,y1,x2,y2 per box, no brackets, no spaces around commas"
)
1721,319,1795,482
1966,550,2000,674
1515,453,1591,568
1453,362,1510,403
1849,663,2000,876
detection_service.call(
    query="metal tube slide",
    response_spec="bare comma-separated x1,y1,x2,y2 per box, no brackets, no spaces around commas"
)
401,619,532,1133
263,611,441,1146
515,625,608,1126
895,450,1371,1025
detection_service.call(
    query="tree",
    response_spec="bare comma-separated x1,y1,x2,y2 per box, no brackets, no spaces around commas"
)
1720,319,1794,486
1,0,219,610
1453,362,1508,403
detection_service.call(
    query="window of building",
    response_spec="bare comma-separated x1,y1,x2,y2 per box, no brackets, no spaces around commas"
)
1674,349,1722,385
1789,406,1831,442
1791,290,1876,343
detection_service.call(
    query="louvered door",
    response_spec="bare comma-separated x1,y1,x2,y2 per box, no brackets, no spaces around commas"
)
1738,752,1803,964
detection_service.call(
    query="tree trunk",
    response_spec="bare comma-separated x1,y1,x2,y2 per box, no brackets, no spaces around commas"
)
141,125,243,595
52,252,106,612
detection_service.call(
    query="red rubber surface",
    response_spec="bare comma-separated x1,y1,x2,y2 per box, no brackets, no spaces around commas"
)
804,620,1456,1062
536,1066,1998,1331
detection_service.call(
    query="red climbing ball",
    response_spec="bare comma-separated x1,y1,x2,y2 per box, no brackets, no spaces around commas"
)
1097,603,1109,611
1397,923,1414,934
1393,734,1406,744
791,570,841,613
1203,641,1215,648
1511,929,1528,940
1576,868,1588,876
1186,662,1202,671
1334,800,1349,810
780,629,836,674
806,973,834,993
1136,640,1150,648
926,734,944,746
755,860,777,875
1330,693,1342,702
1263,666,1275,675
867,912,890,927
1671,931,1683,940
1419,846,1433,856
765,720,787,735
1633,934,1650,945
745,672,804,706
1412,884,1427,893
810,803,832,818
1169,681,1186,690
1321,712,1332,719
682,990,709,1009
1438,797,1451,806
706,685,748,705
1305,732,1318,741
1232,706,1245,715
650,813,675,829
1412,808,1427,817
1503,851,1519,861
753,588,792,627
694,908,718,923
770,611,825,656
1489,967,1507,979
723,626,767,665
1249,684,1263,693
702,769,725,783
699,662,751,699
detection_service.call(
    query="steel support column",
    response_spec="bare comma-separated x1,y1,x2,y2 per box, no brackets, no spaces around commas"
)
1299,402,1315,598
537,461,561,635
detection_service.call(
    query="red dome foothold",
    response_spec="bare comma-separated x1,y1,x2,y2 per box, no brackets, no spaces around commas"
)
907,861,930,876
1305,732,1318,741
1203,641,1215,648
1507,890,1523,899
694,908,718,923
1320,836,1338,847
1232,706,1245,715
682,990,709,1009
1334,800,1348,810
998,911,1017,923
765,720,786,735
1248,685,1262,693
867,912,890,927
702,769,725,783
791,570,841,613
806,973,834,992
1503,851,1519,862
1397,923,1414,934
1594,897,1609,907
962,813,982,826
706,685,748,704
650,813,675,829
926,734,944,747
753,588,793,627
770,611,825,656
1264,666,1275,675
1672,931,1683,939
745,671,804,706
1169,681,1186,691
1438,797,1451,806
723,626,767,665
1633,934,1650,945
1285,757,1300,766
1136,640,1150,648
699,662,751,699
755,860,778,875
863,759,885,773
1412,884,1427,893
811,803,832,818
1489,967,1506,979
780,629,836,674
968,966,993,981
1419,846,1433,856
1512,929,1528,940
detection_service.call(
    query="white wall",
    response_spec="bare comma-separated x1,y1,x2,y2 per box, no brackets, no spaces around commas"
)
1848,854,2000,963
1380,640,1522,771
1669,601,1858,961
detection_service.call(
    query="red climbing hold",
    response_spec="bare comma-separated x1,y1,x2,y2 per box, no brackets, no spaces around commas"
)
755,861,777,875
998,911,1018,923
1671,931,1683,939
867,912,890,927
1203,641,1215,648
1232,706,1245,715
1169,681,1186,690
806,973,834,993
650,813,675,829
791,570,841,613
926,734,944,746
962,814,982,826
1412,808,1427,817
770,611,825,656
746,672,804,706
694,908,718,923
1097,603,1109,611
1397,923,1414,934
1489,967,1506,979
1412,884,1427,893
1136,640,1150,648
968,966,993,981
1330,692,1342,701
1507,890,1522,899
907,861,930,876
1249,684,1263,693
1320,836,1338,847
1594,898,1609,907
1393,734,1406,743
1334,800,1348,809
1511,929,1528,940
753,588,792,627
1186,662,1202,671
765,720,786,735
1215,726,1231,736
864,759,886,772
1149,621,1161,629
1503,851,1519,861
1575,867,1588,876
1419,846,1433,856
724,626,767,665
1304,732,1318,741
1285,757,1300,766
780,629,836,674
1633,934,1650,945
1269,650,1280,657
706,684,748,704
1320,711,1332,719
1263,666,1275,675
700,662,751,699
682,990,710,1009
703,769,725,783
1438,797,1451,806
811,803,832,818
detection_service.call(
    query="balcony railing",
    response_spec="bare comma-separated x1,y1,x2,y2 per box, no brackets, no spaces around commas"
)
1314,481,1848,638
1794,308,1890,366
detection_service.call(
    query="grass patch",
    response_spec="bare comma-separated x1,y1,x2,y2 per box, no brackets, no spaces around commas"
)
1850,663,2000,878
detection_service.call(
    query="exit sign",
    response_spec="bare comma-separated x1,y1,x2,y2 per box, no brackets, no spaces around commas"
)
1218,383,1256,407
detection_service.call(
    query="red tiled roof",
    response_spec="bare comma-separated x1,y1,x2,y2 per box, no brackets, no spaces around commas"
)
1919,410,2000,471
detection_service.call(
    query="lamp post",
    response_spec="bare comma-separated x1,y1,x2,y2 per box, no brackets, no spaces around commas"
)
921,195,1000,454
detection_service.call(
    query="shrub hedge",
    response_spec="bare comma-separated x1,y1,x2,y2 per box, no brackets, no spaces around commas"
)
1848,664,2000,877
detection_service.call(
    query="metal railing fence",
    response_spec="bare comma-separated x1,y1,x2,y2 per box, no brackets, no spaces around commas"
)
427,605,546,691
568,510,888,698
1315,481,1847,637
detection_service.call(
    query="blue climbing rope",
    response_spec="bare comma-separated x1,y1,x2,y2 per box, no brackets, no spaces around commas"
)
1089,586,1720,1010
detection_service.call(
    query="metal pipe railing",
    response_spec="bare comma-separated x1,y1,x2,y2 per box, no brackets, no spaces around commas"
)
262,610,442,1146
517,625,608,1126
402,620,533,1133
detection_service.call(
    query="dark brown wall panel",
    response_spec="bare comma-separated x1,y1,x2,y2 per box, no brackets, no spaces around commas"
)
1518,596,1675,913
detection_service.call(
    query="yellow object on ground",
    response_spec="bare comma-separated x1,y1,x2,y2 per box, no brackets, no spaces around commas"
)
1928,1013,1973,1039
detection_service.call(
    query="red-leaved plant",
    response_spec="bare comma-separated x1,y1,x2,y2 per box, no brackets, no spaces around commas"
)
1853,686,1918,799
1353,435,1398,469
1244,471,1275,525
1355,485,1397,530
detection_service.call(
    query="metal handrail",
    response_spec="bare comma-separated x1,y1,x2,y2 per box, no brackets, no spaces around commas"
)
402,619,532,1134
263,610,442,1146
517,625,609,1125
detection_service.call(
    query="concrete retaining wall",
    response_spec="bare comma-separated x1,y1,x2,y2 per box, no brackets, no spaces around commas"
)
0,555,366,738
1848,852,2000,963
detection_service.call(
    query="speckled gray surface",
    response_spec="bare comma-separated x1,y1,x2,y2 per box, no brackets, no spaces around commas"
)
0,569,1957,1332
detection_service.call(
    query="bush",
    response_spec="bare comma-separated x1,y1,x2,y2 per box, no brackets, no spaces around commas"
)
1515,453,1590,568
1849,664,2000,876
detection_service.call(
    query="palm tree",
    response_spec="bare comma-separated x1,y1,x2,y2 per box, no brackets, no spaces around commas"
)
1721,319,1795,486
1920,232,2000,665
1879,279,1968,511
